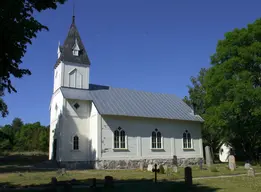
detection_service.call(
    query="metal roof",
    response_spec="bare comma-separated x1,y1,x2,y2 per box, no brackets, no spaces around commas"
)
60,85,204,122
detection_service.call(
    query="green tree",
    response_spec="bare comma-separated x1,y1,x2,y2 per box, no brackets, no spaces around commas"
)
1,119,50,152
11,117,24,132
39,126,49,152
0,124,14,150
184,68,222,154
203,19,261,161
0,0,67,117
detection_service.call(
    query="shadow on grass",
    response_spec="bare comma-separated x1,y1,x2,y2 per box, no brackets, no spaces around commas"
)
0,154,48,166
0,178,220,192
0,154,51,173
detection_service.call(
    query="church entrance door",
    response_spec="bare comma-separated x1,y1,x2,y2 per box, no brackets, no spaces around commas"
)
53,139,57,160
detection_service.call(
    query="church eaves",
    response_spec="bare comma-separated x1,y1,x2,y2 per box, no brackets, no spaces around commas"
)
54,16,91,68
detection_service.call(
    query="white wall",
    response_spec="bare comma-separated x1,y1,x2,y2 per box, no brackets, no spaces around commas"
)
49,90,64,160
89,102,99,159
60,99,93,161
53,63,62,92
100,115,203,160
63,62,90,89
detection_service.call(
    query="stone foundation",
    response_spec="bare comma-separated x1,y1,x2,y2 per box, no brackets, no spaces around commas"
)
59,161,95,169
96,158,202,169
59,158,203,170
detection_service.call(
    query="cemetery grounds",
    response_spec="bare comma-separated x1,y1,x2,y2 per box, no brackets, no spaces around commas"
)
1,152,261,191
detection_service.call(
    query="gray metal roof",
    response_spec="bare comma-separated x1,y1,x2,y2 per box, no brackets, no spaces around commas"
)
60,85,204,122
55,16,90,68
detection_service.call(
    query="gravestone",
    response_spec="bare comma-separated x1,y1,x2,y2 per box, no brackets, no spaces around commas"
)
104,176,114,188
57,168,67,177
172,155,178,166
244,162,251,170
205,146,213,167
228,155,236,171
199,159,203,170
147,164,153,172
247,168,255,177
91,178,96,188
173,166,178,173
172,155,178,173
163,165,169,172
184,167,192,186
50,177,57,192
51,177,57,186
140,162,144,171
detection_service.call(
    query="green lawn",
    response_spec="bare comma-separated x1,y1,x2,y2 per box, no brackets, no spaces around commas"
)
8,176,261,192
0,164,261,187
1,152,261,191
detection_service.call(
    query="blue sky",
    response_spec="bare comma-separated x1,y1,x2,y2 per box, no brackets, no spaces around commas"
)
1,0,261,126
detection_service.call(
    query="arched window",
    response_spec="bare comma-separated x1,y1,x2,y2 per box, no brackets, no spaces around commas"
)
183,130,192,149
73,135,79,150
151,129,162,149
114,127,126,149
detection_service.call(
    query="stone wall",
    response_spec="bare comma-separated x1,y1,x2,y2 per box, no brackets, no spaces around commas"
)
59,158,203,170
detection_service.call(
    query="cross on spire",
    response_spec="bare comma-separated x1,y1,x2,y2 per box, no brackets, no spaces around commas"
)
72,0,75,24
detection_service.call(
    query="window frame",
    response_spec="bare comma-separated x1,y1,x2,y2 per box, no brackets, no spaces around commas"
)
69,69,77,88
182,130,194,150
113,127,128,151
150,129,164,150
72,135,79,151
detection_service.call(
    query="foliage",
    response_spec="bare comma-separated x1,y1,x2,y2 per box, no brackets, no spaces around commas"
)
183,68,222,154
0,0,67,117
185,18,261,162
0,118,49,152
204,19,261,161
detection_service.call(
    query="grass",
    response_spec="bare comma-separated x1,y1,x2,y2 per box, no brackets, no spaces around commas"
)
0,164,261,187
5,176,261,192
194,175,261,192
1,152,261,191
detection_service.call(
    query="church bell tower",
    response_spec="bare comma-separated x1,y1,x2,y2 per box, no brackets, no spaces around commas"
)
49,13,91,160
53,15,91,92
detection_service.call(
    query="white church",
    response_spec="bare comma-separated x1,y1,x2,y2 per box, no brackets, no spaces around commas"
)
49,16,204,169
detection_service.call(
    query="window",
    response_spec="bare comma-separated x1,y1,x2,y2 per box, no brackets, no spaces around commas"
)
73,102,80,110
69,69,76,87
183,130,192,149
55,104,58,117
151,129,162,149
114,127,126,149
72,39,80,56
73,135,79,150
69,69,82,88
73,50,79,56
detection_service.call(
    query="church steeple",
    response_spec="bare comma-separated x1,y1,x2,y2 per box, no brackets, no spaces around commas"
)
54,14,91,68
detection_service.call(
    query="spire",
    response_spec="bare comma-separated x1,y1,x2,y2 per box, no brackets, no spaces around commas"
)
72,16,75,25
54,1,90,68
72,0,75,25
